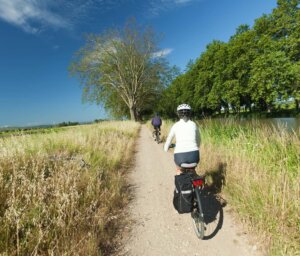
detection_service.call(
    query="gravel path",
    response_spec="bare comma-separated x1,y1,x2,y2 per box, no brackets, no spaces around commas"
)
119,126,260,256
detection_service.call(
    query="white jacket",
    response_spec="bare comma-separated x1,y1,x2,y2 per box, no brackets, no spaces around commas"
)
164,119,200,154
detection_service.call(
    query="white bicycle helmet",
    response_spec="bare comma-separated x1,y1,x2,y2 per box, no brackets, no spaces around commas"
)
177,104,192,120
177,104,192,111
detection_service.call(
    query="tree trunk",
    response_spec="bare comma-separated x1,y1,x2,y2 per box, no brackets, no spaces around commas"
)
258,98,268,111
295,99,300,111
129,107,136,121
136,110,141,121
129,102,139,121
246,103,252,112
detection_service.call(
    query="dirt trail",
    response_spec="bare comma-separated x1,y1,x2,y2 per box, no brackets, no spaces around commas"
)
119,126,260,256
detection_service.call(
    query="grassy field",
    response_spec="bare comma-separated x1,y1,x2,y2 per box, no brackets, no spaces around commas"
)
158,119,299,256
0,121,140,256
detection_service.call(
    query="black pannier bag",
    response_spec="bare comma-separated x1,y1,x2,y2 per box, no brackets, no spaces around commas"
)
173,173,193,214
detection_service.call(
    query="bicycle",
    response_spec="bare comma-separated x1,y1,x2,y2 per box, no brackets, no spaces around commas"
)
180,164,226,240
169,143,224,239
152,127,161,144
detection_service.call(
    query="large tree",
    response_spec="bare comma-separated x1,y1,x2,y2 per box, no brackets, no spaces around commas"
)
70,20,171,121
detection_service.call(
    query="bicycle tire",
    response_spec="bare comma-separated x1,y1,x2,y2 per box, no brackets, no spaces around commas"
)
191,187,205,239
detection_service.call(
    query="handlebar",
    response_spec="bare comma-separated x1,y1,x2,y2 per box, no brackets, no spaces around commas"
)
169,143,176,149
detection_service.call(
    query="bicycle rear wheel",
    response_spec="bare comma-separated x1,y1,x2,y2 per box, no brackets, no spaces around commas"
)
191,187,205,239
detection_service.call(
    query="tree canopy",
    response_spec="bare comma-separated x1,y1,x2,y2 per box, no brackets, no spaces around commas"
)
158,0,300,117
70,20,174,121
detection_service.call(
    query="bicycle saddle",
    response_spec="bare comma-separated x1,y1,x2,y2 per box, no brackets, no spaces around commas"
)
180,163,197,168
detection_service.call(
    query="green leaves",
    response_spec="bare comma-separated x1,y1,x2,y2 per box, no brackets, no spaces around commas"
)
160,1,300,117
70,20,172,121
250,51,290,105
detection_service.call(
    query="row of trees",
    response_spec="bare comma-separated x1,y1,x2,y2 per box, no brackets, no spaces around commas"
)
158,0,300,118
71,1,299,121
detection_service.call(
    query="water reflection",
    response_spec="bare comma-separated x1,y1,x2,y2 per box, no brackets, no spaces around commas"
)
268,118,300,132
234,117,300,132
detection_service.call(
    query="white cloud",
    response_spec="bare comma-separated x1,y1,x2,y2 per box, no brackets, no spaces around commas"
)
0,0,126,34
0,0,200,33
53,45,60,50
174,0,193,4
0,0,70,33
152,48,173,58
148,0,198,16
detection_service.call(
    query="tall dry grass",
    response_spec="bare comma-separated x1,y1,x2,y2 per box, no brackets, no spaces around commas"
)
0,121,140,256
158,119,299,255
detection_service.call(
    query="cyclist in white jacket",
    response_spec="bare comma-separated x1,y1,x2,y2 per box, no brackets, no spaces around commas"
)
164,104,200,174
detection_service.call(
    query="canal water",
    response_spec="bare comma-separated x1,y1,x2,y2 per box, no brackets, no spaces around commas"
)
263,118,300,132
213,117,300,132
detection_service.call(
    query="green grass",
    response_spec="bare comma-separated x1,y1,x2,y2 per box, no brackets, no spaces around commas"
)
159,118,299,255
198,119,299,255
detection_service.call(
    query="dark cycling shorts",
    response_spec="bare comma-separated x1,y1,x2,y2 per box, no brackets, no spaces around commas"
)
153,125,161,130
174,150,199,166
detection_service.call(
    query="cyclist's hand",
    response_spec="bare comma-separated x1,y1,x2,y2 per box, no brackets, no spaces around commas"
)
169,143,176,149
164,143,175,152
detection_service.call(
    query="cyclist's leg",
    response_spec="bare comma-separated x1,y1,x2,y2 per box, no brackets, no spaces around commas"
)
174,165,181,175
154,126,160,134
152,126,156,137
174,153,183,175
156,126,160,140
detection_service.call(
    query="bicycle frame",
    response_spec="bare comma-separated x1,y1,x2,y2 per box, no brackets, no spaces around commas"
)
193,180,205,218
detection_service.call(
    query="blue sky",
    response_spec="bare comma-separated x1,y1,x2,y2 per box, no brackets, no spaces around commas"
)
0,0,278,127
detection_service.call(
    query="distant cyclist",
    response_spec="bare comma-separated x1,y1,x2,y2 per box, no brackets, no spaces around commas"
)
164,104,200,174
151,113,162,132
